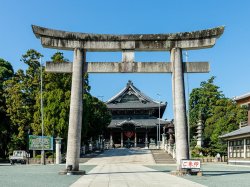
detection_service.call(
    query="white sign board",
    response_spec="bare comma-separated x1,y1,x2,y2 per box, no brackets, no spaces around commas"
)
181,159,201,169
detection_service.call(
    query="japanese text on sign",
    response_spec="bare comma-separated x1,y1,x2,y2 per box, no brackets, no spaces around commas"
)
181,159,201,169
29,135,53,150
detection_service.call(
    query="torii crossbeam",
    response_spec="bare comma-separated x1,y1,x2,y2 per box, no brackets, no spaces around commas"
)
32,25,224,172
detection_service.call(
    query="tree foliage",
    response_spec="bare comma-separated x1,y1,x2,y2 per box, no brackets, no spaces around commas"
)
189,76,247,155
4,50,42,153
1,50,111,157
33,52,71,140
0,59,14,158
82,94,111,143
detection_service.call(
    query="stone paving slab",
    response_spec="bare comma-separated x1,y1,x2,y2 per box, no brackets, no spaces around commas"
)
71,164,205,187
71,148,205,187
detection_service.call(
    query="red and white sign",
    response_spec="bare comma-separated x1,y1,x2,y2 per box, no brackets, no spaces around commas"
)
181,159,201,169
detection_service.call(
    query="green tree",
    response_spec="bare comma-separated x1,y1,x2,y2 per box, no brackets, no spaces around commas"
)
82,94,111,143
4,50,42,153
40,52,71,140
41,52,110,145
189,76,247,155
21,50,42,137
3,50,111,154
189,77,223,141
205,98,246,155
4,70,28,152
0,58,14,158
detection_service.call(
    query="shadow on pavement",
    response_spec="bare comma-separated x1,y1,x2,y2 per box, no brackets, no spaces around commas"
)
202,170,250,176
87,169,172,175
86,148,152,158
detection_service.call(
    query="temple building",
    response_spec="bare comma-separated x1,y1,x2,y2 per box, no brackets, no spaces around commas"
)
221,93,250,165
105,80,174,148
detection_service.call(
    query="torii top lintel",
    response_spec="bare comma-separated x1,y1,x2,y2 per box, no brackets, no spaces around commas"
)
32,25,224,52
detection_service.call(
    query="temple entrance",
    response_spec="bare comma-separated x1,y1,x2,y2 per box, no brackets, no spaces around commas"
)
32,25,224,171
112,130,147,148
106,81,173,149
123,124,135,148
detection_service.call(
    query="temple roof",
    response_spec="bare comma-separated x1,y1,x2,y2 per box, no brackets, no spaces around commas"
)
106,80,167,111
234,92,250,101
220,126,250,139
108,116,170,128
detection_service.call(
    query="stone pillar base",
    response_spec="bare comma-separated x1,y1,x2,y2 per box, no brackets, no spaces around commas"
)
59,170,86,175
170,170,202,176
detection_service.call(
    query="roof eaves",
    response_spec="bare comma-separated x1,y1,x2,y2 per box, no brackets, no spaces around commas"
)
105,86,127,104
234,92,250,101
220,126,250,139
130,84,153,103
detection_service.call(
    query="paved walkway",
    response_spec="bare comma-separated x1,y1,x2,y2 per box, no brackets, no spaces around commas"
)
71,148,205,187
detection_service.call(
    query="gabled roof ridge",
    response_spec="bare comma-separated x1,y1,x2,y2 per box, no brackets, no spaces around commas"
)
105,86,127,104
129,83,156,103
129,82,165,105
106,80,151,104
106,80,167,107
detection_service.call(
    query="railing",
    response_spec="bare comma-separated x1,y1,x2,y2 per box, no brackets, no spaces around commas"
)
192,156,228,163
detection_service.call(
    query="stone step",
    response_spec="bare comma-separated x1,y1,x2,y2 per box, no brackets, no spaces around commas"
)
151,150,176,164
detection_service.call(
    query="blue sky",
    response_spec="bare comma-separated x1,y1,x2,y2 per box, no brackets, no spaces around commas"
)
1,0,249,119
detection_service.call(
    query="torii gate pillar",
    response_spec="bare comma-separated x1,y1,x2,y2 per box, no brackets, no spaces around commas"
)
171,48,189,168
66,49,85,171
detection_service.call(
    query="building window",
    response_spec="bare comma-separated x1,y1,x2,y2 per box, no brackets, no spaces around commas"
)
229,140,244,158
246,139,250,145
246,139,250,158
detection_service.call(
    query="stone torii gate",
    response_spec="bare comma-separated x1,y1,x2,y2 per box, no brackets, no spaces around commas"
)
32,25,224,171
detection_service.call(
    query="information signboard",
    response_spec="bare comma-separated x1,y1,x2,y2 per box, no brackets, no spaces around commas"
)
29,135,53,150
181,159,201,169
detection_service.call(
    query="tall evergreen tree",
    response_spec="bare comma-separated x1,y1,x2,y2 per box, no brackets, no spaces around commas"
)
0,58,14,158
189,76,223,141
205,98,247,154
189,77,247,155
4,50,42,153
4,70,29,152
3,50,111,155
42,52,110,145
40,52,71,140
22,50,42,135
82,94,111,143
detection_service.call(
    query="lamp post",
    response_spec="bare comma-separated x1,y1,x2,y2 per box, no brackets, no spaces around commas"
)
40,57,45,165
156,123,158,148
52,123,55,164
157,94,161,149
158,102,161,149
